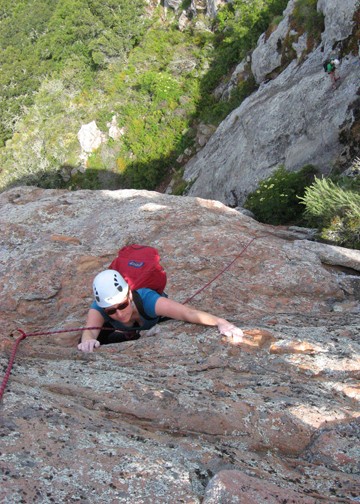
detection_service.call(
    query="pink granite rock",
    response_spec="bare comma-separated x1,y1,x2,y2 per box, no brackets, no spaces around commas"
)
0,187,359,503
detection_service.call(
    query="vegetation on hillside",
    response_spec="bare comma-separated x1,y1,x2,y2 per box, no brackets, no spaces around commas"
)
290,0,324,49
0,0,147,147
197,0,289,123
0,0,288,191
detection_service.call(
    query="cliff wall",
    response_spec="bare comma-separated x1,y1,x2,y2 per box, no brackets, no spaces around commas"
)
1,186,359,502
183,0,359,206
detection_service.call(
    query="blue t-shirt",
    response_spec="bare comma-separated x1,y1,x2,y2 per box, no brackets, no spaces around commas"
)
90,288,165,331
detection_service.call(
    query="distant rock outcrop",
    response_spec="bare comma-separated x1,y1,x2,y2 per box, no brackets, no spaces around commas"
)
183,0,359,206
77,120,106,166
1,186,359,503
77,120,105,153
164,0,225,17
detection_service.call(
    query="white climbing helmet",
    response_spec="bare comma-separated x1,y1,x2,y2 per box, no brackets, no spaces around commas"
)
93,269,129,308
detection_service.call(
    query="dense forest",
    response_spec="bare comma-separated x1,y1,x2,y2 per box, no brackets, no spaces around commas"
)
0,0,288,191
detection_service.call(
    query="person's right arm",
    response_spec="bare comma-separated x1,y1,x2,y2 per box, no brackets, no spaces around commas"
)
154,297,244,343
77,308,104,352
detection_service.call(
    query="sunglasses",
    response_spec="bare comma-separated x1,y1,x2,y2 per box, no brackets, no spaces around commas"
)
105,294,130,315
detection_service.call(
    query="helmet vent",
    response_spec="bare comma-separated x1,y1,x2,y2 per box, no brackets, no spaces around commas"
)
113,273,123,292
94,286,100,303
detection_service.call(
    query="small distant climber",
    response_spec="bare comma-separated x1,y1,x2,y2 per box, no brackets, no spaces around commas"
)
324,58,340,89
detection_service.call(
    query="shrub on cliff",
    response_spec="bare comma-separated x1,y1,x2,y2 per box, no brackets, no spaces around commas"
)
244,164,318,225
290,0,325,47
299,173,360,249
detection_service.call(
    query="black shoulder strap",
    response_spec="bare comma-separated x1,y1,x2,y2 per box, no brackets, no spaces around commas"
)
132,290,171,324
132,290,156,320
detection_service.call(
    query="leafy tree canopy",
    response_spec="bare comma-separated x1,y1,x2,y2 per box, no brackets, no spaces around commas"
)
0,0,147,145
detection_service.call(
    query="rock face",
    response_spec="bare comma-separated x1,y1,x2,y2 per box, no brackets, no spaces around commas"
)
164,0,182,11
251,0,298,84
165,0,226,17
1,186,360,503
77,120,107,166
318,0,359,52
183,0,360,206
251,0,357,84
77,120,105,154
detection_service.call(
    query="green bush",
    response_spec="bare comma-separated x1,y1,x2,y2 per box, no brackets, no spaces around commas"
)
299,176,360,223
299,176,360,249
200,75,257,125
244,164,318,224
319,215,360,250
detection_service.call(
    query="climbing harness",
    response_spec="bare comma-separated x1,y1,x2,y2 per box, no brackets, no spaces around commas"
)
0,233,270,401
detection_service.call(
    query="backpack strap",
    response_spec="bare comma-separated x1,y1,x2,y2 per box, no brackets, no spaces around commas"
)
132,290,155,320
132,290,171,324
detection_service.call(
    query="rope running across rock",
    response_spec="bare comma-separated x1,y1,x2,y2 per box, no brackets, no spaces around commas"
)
0,234,271,401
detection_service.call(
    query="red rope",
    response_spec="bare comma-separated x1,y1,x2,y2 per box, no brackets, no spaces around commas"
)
0,234,270,401
182,235,268,304
0,326,105,402
0,330,27,401
13,326,106,338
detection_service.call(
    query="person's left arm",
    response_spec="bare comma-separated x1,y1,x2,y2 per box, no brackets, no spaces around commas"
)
154,297,244,343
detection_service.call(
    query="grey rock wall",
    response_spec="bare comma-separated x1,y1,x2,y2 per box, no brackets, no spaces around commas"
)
251,0,297,84
318,0,359,52
183,0,359,206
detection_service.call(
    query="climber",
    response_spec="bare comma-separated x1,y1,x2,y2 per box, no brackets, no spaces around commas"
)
325,58,340,89
77,269,244,352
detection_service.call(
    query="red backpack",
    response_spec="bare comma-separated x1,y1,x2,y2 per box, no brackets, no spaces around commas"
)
109,244,167,294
